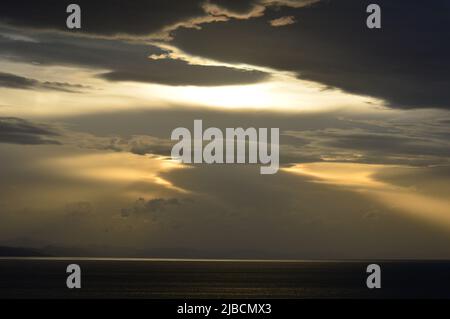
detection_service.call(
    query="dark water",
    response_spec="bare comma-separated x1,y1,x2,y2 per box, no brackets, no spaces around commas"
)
0,258,449,299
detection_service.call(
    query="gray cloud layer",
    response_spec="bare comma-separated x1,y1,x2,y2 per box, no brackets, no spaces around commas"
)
171,0,450,109
0,117,61,145
0,72,89,92
3,105,449,168
2,147,450,259
0,32,268,86
58,106,450,167
1,1,448,108
0,0,205,37
0,0,316,38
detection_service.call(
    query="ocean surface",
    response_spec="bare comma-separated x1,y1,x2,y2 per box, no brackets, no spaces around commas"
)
0,258,449,299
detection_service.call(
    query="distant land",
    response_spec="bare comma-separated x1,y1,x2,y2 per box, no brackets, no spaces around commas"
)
0,245,299,259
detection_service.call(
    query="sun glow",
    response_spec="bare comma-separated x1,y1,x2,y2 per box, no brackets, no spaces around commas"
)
0,60,385,119
284,163,450,229
41,151,190,195
157,77,382,112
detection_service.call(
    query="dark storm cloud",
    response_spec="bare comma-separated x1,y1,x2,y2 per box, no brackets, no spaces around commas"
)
0,0,206,37
0,0,316,38
209,0,258,14
98,62,268,86
172,0,450,109
0,72,90,92
0,117,61,145
0,33,267,86
0,72,44,89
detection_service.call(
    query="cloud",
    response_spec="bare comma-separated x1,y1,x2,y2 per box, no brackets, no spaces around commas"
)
0,32,268,86
120,197,183,218
0,117,61,145
208,0,258,14
269,16,296,27
0,72,43,89
0,72,90,92
324,132,450,158
1,134,450,259
126,136,174,156
6,1,444,107
63,132,174,157
0,0,205,38
0,0,318,40
65,201,92,218
98,63,267,86
283,122,450,167
41,106,450,169
59,105,450,167
171,0,450,109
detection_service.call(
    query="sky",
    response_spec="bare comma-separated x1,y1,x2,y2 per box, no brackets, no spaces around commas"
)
0,0,449,259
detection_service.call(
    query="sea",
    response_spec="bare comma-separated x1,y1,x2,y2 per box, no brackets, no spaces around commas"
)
0,258,449,299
